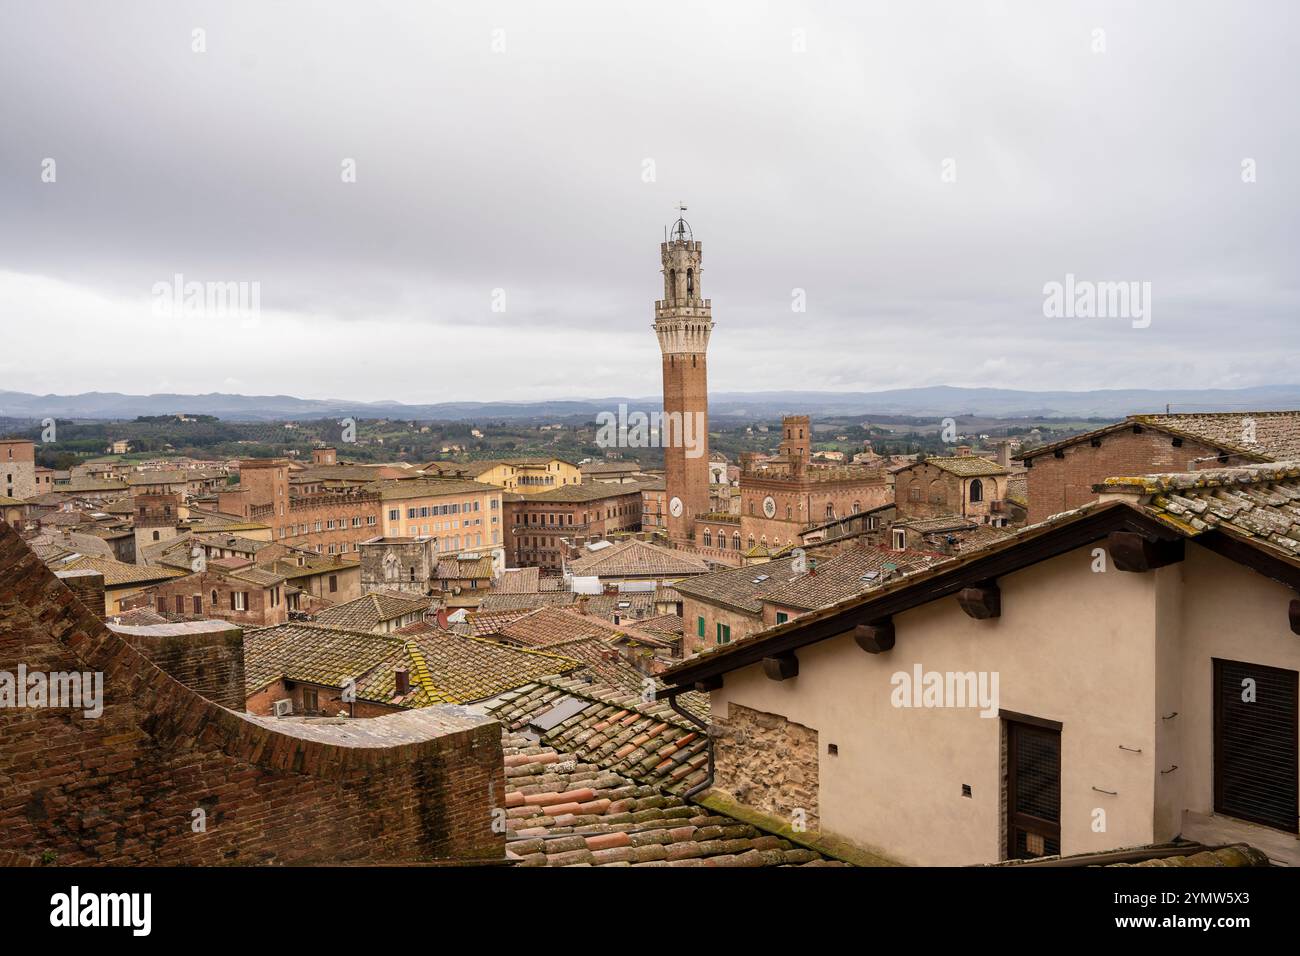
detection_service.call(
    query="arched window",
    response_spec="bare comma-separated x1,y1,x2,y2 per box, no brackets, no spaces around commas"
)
748,536,755,550
969,478,984,503
733,532,741,550
825,503,835,519
702,528,712,547
852,501,861,513
687,268,694,295
786,505,792,519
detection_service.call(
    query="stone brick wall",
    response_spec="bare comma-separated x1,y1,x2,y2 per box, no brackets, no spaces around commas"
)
54,569,106,621
505,489,642,569
682,597,765,656
1024,429,1228,524
149,570,287,628
359,536,436,595
661,351,711,543
247,677,402,719
0,520,505,865
285,493,382,553
712,702,819,831
740,474,890,552
0,439,36,500
110,620,246,710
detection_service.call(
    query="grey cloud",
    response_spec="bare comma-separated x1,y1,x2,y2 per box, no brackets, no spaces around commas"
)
0,0,1296,402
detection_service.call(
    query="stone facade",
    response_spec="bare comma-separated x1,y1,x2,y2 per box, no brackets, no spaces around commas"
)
894,459,1008,523
0,439,36,501
505,486,643,569
221,459,382,556
683,597,764,655
132,491,182,554
359,535,437,594
147,569,288,628
739,422,892,553
712,703,820,831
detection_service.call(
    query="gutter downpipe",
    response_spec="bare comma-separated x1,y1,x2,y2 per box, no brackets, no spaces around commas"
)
666,688,715,799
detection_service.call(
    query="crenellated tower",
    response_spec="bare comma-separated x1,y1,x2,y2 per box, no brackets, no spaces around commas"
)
653,208,713,543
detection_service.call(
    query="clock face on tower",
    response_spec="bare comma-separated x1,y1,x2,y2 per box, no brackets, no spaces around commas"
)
669,496,684,517
762,495,777,519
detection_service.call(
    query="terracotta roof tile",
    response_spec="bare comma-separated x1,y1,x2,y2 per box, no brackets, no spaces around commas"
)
761,547,940,612
490,680,842,867
566,539,711,578
313,591,432,631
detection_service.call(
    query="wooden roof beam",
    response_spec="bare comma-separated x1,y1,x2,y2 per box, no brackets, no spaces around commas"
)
1107,530,1185,572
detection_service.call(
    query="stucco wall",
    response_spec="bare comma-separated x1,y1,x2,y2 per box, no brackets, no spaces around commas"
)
1171,546,1300,835
711,544,1161,865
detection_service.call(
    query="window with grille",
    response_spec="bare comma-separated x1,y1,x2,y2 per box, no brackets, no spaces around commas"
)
1005,718,1061,860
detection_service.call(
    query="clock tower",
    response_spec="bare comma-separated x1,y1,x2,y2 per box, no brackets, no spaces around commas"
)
654,206,713,544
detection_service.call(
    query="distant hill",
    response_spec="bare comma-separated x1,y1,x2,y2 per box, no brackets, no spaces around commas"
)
2,385,1299,423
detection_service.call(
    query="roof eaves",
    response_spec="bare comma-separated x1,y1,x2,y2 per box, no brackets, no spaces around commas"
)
657,500,1170,689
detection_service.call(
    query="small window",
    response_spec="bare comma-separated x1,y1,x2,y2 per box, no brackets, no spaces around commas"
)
775,612,789,625
697,616,705,637
716,622,731,645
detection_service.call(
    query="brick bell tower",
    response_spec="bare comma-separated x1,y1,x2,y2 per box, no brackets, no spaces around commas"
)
654,206,714,544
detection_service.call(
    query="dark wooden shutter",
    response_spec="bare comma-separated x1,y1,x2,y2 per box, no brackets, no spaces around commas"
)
1214,658,1298,833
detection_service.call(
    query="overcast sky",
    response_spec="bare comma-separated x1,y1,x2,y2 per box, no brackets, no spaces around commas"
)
1,0,1297,404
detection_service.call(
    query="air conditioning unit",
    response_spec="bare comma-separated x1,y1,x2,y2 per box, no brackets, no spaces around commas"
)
272,698,293,717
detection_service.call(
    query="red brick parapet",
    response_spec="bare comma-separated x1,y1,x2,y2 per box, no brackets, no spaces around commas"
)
0,520,505,866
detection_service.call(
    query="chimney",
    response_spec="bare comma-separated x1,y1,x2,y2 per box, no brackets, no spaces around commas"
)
394,666,410,695
956,445,972,457
577,597,589,615
809,559,818,576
